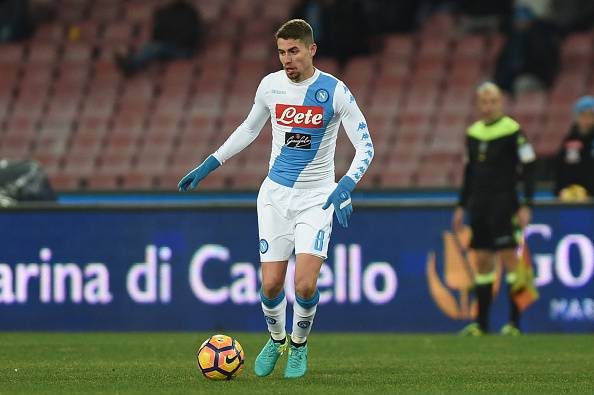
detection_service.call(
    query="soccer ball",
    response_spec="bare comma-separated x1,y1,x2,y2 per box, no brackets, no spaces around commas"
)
196,334,245,380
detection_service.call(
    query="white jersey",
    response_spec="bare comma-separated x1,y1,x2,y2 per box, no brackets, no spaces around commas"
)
212,68,374,189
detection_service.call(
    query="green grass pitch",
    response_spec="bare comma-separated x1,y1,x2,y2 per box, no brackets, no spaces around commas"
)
0,333,592,394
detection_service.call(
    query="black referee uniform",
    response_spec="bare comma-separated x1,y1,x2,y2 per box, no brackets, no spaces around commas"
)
458,115,536,250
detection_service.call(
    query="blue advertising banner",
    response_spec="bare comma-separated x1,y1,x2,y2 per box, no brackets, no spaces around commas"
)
0,204,592,332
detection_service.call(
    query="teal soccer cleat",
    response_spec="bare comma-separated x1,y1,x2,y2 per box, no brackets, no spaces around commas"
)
284,343,308,378
254,337,288,377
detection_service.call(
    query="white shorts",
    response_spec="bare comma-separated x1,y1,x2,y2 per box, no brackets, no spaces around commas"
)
257,177,335,261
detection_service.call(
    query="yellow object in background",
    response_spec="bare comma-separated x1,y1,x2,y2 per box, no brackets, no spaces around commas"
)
68,25,81,42
559,184,589,202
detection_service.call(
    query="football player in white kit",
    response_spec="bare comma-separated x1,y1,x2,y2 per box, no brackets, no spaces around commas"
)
179,19,374,378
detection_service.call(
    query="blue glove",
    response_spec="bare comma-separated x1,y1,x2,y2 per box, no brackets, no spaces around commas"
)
178,155,221,191
322,176,356,228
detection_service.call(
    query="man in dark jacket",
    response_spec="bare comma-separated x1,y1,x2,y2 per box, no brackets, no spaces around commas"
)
116,0,202,77
494,6,560,94
554,96,594,199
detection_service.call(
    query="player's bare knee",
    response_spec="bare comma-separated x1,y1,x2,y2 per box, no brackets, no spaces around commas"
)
294,281,317,300
261,280,284,299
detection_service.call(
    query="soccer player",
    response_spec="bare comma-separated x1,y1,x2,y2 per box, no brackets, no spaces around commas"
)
178,19,373,377
452,82,536,336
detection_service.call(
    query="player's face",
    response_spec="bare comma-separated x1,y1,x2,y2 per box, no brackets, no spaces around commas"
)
277,38,317,82
576,111,594,134
477,90,503,121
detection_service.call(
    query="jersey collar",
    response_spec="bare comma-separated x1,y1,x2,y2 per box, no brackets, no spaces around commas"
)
286,68,320,86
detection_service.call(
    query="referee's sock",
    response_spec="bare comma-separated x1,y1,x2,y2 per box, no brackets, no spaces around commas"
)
475,272,496,332
506,273,521,328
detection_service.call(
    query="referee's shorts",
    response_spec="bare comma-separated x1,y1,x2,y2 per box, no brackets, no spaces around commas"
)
468,192,520,250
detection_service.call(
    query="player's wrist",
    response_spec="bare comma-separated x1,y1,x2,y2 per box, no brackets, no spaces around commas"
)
338,176,356,193
202,155,221,173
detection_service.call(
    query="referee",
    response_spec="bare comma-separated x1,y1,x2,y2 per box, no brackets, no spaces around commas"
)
452,82,536,336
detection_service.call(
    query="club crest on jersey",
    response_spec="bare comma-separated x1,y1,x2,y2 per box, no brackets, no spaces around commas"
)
259,239,269,254
315,88,329,103
276,104,323,128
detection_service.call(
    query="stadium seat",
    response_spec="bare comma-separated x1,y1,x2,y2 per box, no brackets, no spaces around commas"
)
49,173,81,190
383,35,414,60
121,171,157,190
0,44,24,64
123,2,154,22
62,43,93,64
27,43,59,64
452,35,485,59
415,165,452,188
3,116,38,136
6,4,585,191
86,174,120,190
62,152,98,178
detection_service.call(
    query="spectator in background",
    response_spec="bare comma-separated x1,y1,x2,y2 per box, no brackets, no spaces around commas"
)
554,96,594,200
0,0,32,42
115,0,203,77
291,0,371,64
494,6,560,94
454,0,513,33
551,0,594,34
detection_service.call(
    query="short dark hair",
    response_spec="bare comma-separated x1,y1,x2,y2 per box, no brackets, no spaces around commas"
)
275,19,314,45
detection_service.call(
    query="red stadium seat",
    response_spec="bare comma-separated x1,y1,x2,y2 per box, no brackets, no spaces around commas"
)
31,152,62,175
383,35,415,60
49,173,81,190
97,152,133,175
161,60,197,85
27,43,59,64
561,32,593,60
415,165,452,188
74,20,101,43
62,43,93,64
343,56,377,83
123,2,154,22
21,63,54,88
62,152,98,177
240,41,272,61
421,12,455,36
80,94,116,119
90,3,123,23
449,58,483,87
316,58,339,75
33,133,70,157
121,171,157,190
452,35,485,59
0,44,24,64
32,23,65,43
55,63,90,85
134,153,170,174
417,36,450,62
411,59,446,84
69,131,105,156
202,40,233,63
3,116,38,136
86,174,120,190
